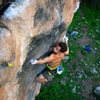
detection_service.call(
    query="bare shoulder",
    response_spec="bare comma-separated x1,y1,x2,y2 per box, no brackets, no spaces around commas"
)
51,53,64,59
49,54,56,58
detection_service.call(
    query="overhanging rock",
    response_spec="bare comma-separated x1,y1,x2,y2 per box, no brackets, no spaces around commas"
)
0,0,80,99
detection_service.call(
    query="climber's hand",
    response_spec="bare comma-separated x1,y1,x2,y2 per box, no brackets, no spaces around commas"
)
63,35,68,43
29,59,38,65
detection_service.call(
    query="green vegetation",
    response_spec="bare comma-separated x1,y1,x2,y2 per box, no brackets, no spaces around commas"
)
36,5,100,100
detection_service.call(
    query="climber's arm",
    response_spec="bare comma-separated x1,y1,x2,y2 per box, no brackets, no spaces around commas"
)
63,35,69,55
64,39,69,55
64,47,69,55
36,56,54,64
30,55,54,65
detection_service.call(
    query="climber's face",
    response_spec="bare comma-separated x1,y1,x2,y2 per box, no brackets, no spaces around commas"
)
53,45,61,54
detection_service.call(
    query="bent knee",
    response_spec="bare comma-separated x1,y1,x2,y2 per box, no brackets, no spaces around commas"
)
36,74,48,83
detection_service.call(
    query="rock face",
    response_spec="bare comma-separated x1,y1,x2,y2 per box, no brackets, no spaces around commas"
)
0,0,79,100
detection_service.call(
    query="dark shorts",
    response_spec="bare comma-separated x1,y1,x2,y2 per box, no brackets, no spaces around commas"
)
37,64,56,81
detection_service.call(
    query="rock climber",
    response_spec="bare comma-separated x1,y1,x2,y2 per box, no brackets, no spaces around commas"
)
30,35,69,83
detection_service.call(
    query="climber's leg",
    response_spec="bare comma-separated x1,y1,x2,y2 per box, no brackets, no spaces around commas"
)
35,64,55,83
36,74,48,83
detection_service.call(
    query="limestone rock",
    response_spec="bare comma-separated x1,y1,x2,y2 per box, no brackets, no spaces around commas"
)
0,0,80,99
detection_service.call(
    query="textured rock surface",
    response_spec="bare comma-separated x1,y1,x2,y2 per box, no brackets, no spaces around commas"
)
0,0,79,99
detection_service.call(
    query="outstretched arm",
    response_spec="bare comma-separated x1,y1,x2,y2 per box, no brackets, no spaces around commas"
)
63,35,69,55
64,46,69,55
36,55,54,64
30,55,54,65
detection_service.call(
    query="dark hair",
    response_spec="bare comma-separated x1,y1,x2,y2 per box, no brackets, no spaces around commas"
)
58,42,67,53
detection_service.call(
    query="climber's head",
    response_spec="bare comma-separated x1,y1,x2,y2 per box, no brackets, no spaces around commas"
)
53,42,67,54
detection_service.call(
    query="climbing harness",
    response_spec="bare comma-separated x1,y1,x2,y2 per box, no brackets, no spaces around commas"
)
46,64,57,76
46,64,64,75
46,64,58,70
